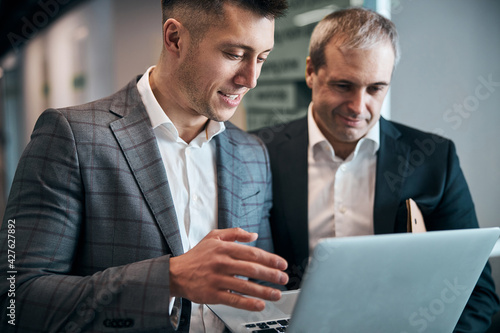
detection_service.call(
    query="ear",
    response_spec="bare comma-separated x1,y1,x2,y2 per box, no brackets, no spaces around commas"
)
305,57,315,89
163,18,182,57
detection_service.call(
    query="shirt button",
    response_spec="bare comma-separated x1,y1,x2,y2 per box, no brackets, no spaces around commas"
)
339,206,347,214
340,165,347,172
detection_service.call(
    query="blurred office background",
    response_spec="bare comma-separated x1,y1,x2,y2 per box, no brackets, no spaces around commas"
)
0,0,499,330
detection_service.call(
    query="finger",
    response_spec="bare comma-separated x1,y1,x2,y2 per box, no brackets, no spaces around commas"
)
225,242,288,271
211,227,258,243
211,278,282,311
219,276,283,302
216,290,267,312
225,259,289,286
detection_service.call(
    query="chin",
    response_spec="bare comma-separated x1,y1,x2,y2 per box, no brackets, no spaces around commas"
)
212,109,237,122
342,130,365,142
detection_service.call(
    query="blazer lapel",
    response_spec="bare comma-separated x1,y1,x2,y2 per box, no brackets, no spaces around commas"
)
373,117,410,234
215,129,243,230
108,78,185,256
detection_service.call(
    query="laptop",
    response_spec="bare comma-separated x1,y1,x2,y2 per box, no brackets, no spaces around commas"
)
208,227,500,333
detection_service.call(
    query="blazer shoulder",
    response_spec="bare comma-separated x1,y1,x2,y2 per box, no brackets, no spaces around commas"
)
50,76,143,125
382,118,453,149
251,116,308,148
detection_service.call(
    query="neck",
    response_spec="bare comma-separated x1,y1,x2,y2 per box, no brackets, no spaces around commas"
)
330,142,355,160
149,65,208,143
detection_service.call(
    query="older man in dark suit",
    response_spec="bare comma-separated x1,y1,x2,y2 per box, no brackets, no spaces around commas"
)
255,8,499,332
0,1,289,332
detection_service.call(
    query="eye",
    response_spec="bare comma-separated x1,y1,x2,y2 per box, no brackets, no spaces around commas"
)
331,83,351,92
367,85,385,94
225,52,243,60
257,56,268,63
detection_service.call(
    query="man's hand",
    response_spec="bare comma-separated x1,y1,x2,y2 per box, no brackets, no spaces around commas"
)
169,228,288,311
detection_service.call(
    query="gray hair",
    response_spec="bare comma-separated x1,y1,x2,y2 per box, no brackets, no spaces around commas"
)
309,7,400,71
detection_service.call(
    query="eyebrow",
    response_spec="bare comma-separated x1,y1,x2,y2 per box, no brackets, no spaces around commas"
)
329,79,390,86
372,81,391,86
220,43,273,54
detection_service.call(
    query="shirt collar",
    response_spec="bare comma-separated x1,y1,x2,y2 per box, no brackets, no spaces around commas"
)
307,102,380,160
137,66,225,144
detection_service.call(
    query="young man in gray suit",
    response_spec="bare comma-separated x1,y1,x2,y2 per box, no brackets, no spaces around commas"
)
0,1,289,332
254,8,499,332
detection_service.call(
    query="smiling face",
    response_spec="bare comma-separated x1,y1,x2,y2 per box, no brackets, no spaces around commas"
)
306,40,395,158
172,3,275,123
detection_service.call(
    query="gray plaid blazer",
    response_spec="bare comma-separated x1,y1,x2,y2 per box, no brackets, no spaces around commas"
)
0,76,273,332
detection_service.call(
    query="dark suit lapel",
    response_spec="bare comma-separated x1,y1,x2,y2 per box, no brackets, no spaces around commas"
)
373,117,410,234
274,118,310,261
215,129,243,230
108,79,185,256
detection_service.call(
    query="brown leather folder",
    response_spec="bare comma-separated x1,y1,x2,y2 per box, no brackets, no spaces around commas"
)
406,198,427,233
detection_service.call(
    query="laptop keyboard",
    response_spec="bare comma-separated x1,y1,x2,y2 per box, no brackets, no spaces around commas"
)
244,319,289,332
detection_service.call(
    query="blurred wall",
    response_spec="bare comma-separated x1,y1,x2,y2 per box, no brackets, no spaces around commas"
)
22,0,114,140
111,0,162,90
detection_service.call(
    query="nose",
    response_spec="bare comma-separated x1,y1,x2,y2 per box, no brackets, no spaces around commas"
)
347,90,366,116
234,60,259,89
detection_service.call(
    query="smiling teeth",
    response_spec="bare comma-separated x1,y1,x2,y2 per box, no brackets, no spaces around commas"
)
223,93,238,100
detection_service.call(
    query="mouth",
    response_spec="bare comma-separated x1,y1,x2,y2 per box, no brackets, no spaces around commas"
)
218,91,244,107
219,92,239,100
338,114,366,127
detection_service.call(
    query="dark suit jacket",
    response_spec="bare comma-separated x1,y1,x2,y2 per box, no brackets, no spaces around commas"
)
254,116,499,332
0,77,274,332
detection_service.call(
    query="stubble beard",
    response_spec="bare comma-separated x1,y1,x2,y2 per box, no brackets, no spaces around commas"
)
176,52,229,123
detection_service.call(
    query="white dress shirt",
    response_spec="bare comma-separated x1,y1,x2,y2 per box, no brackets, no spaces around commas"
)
307,103,380,254
137,66,226,333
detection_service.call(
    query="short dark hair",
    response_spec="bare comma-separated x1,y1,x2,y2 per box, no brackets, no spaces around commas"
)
309,7,400,71
161,0,288,23
161,0,288,42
